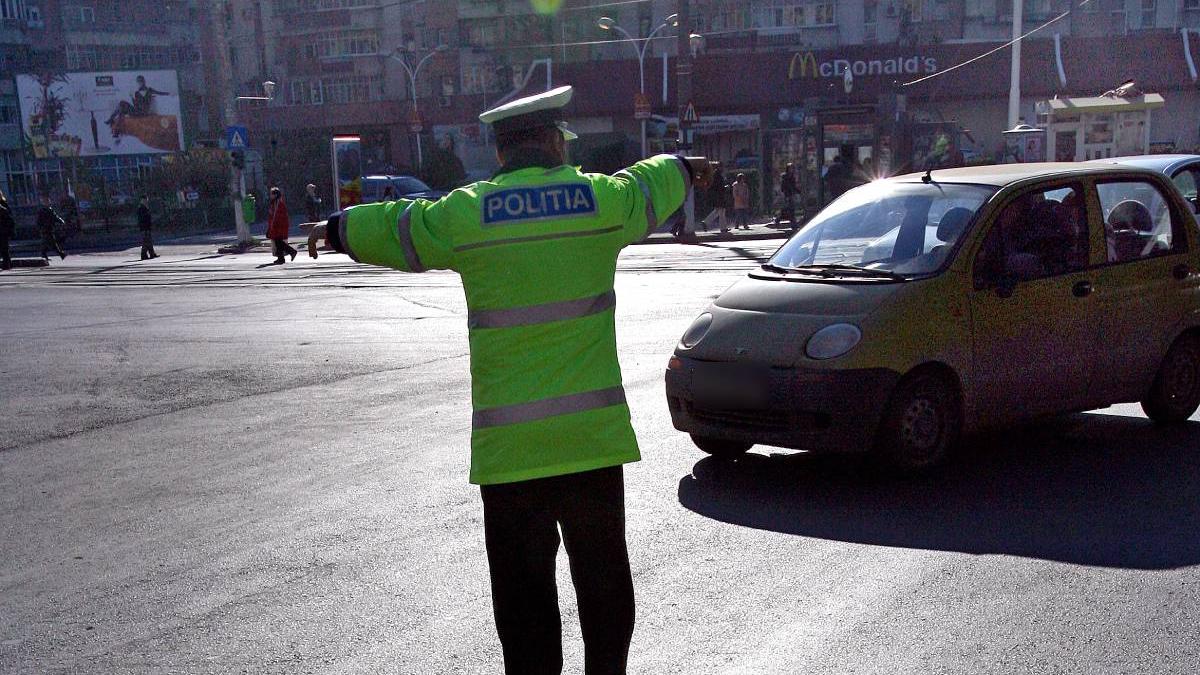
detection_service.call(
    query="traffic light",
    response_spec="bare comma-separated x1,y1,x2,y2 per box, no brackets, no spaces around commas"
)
230,150,245,170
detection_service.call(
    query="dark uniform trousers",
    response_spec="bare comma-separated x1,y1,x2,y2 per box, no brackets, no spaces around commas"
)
480,465,635,675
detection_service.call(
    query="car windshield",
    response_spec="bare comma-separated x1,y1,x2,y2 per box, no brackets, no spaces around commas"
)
768,181,996,278
394,177,431,194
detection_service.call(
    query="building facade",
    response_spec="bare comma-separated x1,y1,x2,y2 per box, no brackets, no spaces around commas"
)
0,0,219,209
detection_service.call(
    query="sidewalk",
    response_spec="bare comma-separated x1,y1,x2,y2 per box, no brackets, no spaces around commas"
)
639,217,798,245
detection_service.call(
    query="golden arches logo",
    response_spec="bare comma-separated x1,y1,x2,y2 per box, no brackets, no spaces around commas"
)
789,52,818,79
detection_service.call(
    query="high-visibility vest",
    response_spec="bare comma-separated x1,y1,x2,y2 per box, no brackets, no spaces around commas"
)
338,155,691,485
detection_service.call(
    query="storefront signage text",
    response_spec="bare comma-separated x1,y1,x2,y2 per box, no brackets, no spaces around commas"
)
789,52,938,80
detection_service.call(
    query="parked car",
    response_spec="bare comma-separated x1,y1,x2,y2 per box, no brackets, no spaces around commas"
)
1094,154,1200,218
360,175,447,203
666,163,1200,472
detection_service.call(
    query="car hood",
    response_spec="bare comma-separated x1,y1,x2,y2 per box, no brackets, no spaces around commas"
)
676,275,902,367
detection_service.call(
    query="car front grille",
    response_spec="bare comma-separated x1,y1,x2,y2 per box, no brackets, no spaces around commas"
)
684,403,828,434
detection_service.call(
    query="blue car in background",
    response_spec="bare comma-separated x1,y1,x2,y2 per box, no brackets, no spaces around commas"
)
360,175,447,203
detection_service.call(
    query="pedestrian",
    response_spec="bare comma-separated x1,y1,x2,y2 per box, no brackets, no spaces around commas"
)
266,187,296,264
775,163,798,227
59,192,81,244
304,183,323,223
701,162,729,233
732,173,752,230
306,85,714,674
36,194,66,261
0,188,14,270
137,195,158,260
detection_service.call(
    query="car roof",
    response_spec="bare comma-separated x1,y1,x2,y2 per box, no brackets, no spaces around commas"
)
1090,154,1200,174
363,174,421,181
891,162,1142,187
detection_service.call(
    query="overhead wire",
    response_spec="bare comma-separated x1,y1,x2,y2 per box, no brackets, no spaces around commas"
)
901,0,1095,87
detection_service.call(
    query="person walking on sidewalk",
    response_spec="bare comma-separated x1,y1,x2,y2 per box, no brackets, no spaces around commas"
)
137,195,158,260
36,195,66,261
304,183,323,223
702,163,729,233
0,189,14,270
774,163,798,228
267,187,296,264
732,173,752,230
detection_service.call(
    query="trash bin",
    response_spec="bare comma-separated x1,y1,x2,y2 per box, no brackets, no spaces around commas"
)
242,194,256,225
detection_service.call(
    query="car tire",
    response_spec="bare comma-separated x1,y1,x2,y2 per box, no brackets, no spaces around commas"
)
873,372,961,474
1141,335,1200,424
691,435,752,459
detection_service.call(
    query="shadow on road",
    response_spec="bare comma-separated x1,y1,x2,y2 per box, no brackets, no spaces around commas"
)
677,412,1200,569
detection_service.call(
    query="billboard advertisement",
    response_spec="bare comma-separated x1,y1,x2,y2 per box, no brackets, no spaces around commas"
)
17,70,184,159
331,136,362,209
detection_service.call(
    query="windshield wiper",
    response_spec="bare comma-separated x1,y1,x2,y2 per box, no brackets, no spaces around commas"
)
760,262,797,274
789,264,907,280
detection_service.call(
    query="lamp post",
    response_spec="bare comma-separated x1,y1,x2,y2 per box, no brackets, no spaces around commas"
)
390,45,447,171
598,13,678,158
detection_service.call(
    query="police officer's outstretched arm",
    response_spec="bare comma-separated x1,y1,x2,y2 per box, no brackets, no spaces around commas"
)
609,156,714,245
307,198,455,272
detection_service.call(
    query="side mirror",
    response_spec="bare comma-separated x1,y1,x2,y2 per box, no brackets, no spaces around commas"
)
1191,197,1199,215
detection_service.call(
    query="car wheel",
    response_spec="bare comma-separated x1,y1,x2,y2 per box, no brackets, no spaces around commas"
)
874,372,961,473
1141,335,1200,424
691,435,752,459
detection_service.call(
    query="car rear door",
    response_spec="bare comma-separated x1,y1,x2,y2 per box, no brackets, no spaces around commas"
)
1085,175,1200,401
968,181,1098,420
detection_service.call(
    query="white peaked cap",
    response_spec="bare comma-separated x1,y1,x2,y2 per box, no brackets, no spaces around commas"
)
478,85,578,141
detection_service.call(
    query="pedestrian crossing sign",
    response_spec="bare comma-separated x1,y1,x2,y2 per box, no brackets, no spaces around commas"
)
222,126,250,150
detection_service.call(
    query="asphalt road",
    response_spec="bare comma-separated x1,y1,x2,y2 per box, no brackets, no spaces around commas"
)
2,239,1198,674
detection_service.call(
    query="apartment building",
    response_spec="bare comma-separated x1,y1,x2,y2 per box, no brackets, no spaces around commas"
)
0,0,216,207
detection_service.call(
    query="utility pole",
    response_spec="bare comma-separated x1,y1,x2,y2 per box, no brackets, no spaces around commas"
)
206,0,251,245
675,0,695,235
1008,0,1023,129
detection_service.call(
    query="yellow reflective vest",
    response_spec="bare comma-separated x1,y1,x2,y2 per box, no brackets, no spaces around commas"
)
335,155,691,484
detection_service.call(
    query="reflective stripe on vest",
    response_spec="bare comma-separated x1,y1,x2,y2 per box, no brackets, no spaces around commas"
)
397,204,426,272
472,386,626,429
453,225,623,253
617,170,658,239
468,290,616,330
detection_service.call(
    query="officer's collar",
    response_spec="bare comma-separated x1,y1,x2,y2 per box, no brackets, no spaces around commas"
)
493,148,566,179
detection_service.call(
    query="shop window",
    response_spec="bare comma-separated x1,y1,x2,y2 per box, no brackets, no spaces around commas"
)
902,0,922,22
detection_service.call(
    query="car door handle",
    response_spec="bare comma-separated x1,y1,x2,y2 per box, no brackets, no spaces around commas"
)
1172,264,1190,280
1072,280,1093,298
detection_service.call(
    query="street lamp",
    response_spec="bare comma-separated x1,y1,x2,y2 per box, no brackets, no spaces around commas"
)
390,45,448,170
598,13,679,158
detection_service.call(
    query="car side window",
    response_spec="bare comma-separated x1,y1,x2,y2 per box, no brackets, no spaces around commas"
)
973,184,1089,286
1097,180,1183,263
1174,169,1200,218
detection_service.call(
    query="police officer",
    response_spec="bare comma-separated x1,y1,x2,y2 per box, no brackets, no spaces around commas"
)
307,85,713,674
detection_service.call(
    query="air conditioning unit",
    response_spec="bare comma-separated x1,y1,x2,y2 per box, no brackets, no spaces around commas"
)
26,6,44,28
438,95,451,107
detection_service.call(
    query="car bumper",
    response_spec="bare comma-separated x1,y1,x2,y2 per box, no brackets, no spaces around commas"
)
665,356,901,453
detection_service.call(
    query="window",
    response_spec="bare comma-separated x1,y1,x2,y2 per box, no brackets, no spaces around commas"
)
902,0,922,22
770,182,995,277
304,29,380,59
1098,180,1183,263
974,185,1089,284
751,1,838,28
1139,0,1156,28
0,0,24,20
0,100,18,125
1172,170,1200,216
1186,0,1200,10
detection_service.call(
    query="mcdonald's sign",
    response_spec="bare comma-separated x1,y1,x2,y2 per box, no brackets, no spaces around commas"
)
789,52,819,80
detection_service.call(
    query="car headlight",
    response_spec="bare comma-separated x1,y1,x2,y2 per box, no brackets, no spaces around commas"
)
805,323,862,360
679,312,713,349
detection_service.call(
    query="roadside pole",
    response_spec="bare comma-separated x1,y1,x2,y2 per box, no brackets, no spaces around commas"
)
206,0,250,246
676,0,695,236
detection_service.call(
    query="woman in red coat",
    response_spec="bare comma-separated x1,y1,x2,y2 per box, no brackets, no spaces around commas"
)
266,186,297,264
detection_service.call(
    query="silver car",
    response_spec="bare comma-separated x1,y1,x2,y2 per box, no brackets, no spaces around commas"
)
1095,155,1200,218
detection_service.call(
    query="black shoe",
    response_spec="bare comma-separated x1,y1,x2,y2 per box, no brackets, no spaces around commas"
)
274,258,285,265
151,254,159,259
289,249,297,262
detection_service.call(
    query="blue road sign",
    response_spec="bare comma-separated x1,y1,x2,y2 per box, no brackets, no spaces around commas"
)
222,126,250,150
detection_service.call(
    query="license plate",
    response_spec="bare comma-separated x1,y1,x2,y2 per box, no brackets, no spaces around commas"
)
692,365,769,410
